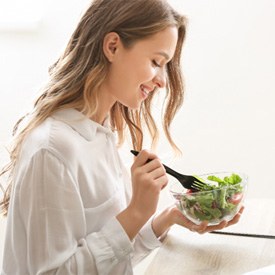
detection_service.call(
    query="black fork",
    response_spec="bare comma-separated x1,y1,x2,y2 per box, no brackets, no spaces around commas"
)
130,150,206,192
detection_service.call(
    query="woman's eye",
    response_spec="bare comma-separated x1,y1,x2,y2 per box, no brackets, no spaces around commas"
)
152,60,161,67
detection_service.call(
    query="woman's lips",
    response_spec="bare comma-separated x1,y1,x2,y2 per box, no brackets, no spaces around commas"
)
140,85,151,99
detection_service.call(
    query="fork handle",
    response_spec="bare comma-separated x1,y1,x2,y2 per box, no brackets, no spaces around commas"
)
130,150,180,178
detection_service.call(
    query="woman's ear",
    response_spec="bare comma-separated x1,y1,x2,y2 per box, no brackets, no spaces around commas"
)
103,32,120,62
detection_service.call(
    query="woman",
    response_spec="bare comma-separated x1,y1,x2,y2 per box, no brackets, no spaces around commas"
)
0,0,243,274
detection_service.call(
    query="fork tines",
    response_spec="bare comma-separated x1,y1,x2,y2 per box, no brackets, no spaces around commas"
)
191,180,210,191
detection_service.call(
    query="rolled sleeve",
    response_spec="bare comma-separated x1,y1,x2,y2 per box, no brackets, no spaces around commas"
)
138,218,162,249
131,217,162,266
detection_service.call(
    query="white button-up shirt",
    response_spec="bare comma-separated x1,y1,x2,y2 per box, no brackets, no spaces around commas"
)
2,109,161,275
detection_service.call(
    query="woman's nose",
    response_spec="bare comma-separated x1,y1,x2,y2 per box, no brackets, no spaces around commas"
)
153,68,166,88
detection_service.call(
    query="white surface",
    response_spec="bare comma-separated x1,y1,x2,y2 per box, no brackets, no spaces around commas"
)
243,265,275,275
143,199,275,275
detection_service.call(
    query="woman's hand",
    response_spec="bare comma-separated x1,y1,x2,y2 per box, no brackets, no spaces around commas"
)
129,150,168,220
117,150,168,240
152,205,245,237
169,205,244,234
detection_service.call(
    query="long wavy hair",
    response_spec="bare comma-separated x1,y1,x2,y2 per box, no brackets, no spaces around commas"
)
0,0,187,215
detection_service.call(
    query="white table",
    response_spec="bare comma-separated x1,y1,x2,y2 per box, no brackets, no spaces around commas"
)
144,199,275,275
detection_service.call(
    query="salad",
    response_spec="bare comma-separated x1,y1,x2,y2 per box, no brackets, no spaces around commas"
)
178,173,246,224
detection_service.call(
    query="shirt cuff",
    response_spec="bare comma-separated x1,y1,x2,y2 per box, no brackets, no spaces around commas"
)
101,216,134,259
86,216,134,272
137,217,163,249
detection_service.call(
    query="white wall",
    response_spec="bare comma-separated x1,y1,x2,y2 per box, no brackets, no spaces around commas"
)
1,0,275,270
164,0,275,200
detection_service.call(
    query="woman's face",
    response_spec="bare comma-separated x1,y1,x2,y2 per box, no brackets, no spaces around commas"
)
101,26,178,111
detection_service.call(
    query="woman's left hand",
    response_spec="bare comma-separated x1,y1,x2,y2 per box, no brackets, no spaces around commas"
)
152,205,244,237
170,205,245,234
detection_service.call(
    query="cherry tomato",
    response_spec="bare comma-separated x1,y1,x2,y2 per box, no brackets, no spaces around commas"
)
228,193,243,205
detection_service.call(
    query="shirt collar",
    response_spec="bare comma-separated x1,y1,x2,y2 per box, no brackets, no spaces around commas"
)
52,108,114,141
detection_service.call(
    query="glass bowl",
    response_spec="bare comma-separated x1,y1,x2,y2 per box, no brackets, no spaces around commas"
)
169,172,248,225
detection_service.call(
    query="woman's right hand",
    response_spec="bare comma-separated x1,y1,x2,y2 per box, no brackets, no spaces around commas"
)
116,150,168,240
129,150,168,220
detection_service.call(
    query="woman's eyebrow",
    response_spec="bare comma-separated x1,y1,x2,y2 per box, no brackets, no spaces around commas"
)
154,51,170,61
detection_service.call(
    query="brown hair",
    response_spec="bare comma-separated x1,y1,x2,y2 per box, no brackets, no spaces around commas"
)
0,0,187,215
